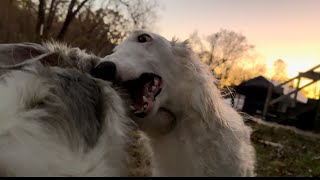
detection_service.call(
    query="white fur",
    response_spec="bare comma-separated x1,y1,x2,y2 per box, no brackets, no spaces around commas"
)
0,67,131,176
101,30,256,176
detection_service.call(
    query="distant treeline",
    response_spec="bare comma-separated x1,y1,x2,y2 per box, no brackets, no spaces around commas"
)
0,0,158,56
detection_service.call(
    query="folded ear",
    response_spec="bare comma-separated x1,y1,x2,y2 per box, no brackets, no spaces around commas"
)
0,42,100,74
0,43,47,66
0,53,59,77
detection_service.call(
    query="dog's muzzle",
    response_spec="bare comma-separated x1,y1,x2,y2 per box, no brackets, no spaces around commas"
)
91,62,163,118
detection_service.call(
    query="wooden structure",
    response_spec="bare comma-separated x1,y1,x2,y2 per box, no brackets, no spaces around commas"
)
262,64,320,121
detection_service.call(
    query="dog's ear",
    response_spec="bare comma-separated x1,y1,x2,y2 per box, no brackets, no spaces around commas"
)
0,43,47,66
171,39,191,57
0,43,66,71
38,53,61,66
0,53,59,72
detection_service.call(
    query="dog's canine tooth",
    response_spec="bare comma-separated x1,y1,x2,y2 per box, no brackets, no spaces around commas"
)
151,86,157,92
129,105,136,110
154,79,159,86
143,96,148,102
134,109,144,114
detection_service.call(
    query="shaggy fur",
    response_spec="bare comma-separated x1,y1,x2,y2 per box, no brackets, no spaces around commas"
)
0,43,139,176
98,30,257,177
0,42,99,73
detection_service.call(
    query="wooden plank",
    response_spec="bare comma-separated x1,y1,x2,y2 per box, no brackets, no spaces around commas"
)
274,64,320,88
270,80,316,105
300,71,320,81
262,64,320,118
293,76,301,107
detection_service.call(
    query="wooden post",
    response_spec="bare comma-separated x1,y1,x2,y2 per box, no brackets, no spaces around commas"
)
293,75,301,107
263,84,273,119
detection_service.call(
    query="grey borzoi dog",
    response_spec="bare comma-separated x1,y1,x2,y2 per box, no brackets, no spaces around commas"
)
0,42,156,176
93,30,256,176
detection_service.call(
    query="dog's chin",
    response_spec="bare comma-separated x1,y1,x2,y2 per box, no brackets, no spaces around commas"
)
131,99,161,119
131,105,177,137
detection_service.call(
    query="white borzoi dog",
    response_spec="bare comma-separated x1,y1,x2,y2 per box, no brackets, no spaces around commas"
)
93,30,257,176
0,43,151,176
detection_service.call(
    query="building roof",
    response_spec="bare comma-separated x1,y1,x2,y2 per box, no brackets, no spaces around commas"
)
237,76,308,103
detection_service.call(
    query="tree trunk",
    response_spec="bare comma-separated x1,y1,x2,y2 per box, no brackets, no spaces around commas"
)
57,0,88,40
36,0,46,42
44,0,58,38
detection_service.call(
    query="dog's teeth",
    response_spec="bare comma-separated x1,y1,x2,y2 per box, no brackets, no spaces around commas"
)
129,105,135,110
144,104,148,109
154,79,159,86
143,96,148,102
134,109,143,114
151,86,157,91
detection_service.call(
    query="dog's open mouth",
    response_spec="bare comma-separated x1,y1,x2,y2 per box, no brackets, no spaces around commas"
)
123,73,162,118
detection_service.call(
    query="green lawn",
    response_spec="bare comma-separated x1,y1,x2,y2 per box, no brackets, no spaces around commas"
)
248,120,320,177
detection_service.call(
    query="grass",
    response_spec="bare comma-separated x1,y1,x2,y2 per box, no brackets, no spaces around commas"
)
247,119,320,177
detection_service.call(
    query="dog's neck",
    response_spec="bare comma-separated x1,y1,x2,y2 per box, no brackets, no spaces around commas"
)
144,62,234,176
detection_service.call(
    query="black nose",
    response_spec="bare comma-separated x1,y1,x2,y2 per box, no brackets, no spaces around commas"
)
91,61,117,81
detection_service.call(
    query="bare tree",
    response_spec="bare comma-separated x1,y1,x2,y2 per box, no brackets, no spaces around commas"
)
189,29,261,86
35,0,46,42
2,0,159,56
35,0,89,41
66,1,130,56
206,29,254,70
119,0,159,30
0,0,37,42
57,0,89,40
229,58,267,86
271,59,288,83
43,0,60,38
65,0,159,56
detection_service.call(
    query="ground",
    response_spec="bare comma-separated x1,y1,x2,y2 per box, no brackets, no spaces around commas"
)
247,119,320,177
128,119,320,177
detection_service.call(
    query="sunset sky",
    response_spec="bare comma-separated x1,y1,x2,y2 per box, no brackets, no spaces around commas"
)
154,0,320,78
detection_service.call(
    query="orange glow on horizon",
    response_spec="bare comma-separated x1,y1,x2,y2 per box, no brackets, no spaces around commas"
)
155,0,320,99
264,56,319,78
159,29,320,100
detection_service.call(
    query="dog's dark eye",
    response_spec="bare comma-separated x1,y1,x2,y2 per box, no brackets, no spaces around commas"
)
137,34,152,43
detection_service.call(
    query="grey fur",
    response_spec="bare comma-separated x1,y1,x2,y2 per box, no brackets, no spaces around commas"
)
0,42,136,176
28,65,106,149
0,42,100,75
0,43,107,148
0,43,46,65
